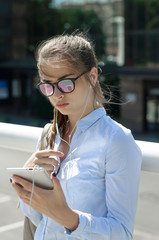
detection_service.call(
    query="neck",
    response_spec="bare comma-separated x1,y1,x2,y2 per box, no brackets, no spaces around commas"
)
68,104,95,132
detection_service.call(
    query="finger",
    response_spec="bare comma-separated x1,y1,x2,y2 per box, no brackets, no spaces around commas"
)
34,157,59,167
12,175,34,193
36,150,64,158
12,180,31,201
37,164,55,172
12,175,45,197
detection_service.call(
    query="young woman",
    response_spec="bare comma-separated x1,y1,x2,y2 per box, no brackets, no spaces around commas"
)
11,33,142,240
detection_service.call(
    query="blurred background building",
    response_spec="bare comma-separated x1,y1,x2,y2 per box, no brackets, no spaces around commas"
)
119,0,159,134
61,0,124,65
0,0,159,139
0,0,37,122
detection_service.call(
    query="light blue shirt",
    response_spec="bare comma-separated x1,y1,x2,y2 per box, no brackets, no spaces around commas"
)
20,107,142,240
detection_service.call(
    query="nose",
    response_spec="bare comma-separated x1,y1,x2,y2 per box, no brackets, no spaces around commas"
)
53,86,64,99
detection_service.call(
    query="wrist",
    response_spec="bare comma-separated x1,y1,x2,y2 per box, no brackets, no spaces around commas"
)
63,207,79,231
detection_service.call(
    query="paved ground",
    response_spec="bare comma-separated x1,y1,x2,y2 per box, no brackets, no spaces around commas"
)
0,192,23,239
134,171,159,240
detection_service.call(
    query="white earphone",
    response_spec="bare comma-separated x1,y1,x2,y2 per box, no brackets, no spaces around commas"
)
89,76,93,89
90,76,94,83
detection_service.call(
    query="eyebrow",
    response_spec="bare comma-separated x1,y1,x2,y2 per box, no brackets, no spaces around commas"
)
42,73,74,83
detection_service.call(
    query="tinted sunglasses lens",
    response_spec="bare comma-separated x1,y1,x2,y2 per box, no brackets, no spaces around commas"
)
39,84,53,96
58,80,74,93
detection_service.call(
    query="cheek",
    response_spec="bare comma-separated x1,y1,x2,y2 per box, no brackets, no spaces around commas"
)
78,85,90,100
74,79,89,96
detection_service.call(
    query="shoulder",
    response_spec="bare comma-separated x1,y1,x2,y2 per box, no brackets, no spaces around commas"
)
97,114,132,142
99,114,141,156
100,115,142,169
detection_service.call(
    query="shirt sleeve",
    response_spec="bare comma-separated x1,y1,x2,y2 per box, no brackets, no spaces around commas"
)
65,129,142,240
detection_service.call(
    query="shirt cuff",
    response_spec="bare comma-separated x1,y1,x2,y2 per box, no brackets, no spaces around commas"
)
64,210,91,237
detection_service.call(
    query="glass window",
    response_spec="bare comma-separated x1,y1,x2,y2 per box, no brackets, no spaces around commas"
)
0,79,9,99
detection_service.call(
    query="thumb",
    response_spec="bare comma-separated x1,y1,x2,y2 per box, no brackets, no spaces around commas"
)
50,172,67,204
50,172,60,190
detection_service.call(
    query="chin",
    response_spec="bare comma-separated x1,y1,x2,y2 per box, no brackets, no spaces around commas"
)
57,109,71,115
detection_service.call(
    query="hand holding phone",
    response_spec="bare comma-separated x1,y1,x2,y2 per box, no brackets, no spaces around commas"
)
7,167,53,190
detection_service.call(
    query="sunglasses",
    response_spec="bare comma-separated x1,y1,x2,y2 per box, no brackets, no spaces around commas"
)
37,70,89,97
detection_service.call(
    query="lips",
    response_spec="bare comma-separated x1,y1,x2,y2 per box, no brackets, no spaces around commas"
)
56,103,69,107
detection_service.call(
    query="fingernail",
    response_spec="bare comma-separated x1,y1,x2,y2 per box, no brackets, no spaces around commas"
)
10,178,12,183
52,172,56,177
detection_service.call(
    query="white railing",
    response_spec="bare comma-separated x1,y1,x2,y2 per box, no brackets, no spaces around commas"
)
0,122,159,172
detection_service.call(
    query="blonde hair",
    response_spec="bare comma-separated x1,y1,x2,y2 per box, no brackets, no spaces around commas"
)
36,33,106,148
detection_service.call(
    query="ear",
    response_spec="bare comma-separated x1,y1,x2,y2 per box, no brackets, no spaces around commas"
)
89,67,98,86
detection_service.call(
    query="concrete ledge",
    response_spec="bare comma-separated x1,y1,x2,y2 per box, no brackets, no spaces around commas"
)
0,122,42,153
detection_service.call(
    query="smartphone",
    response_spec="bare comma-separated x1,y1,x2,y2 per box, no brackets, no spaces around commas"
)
7,167,53,190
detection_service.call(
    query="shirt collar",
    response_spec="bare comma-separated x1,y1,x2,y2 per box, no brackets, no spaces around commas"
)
77,107,106,132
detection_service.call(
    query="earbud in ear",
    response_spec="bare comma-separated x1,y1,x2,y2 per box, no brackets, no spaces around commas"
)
89,76,94,89
90,76,94,83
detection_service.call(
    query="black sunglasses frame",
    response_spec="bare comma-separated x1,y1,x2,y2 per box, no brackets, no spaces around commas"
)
37,70,89,97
